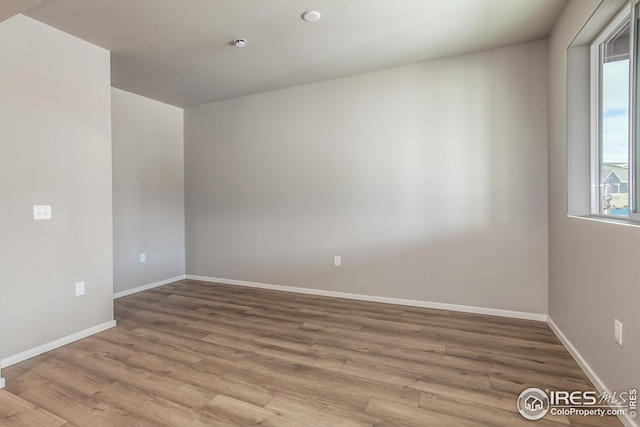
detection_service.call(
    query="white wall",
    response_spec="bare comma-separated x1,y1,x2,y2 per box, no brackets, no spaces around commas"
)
185,40,549,315
549,0,640,399
112,88,185,295
0,15,113,361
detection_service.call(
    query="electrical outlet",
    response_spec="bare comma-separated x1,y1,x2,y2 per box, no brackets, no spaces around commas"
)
334,255,341,266
614,319,623,346
33,205,52,220
140,253,146,263
75,281,85,296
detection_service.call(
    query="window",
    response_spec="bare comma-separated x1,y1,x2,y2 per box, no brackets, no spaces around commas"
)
591,6,632,217
565,0,637,220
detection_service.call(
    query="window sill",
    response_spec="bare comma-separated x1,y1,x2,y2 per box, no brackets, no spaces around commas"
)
567,214,640,228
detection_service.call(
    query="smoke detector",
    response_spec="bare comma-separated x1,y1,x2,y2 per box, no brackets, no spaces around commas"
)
233,38,247,48
302,10,321,22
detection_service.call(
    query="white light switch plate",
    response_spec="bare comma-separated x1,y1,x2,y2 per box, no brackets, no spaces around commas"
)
33,205,52,220
75,281,85,296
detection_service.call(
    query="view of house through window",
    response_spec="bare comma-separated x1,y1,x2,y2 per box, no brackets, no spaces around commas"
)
598,17,630,216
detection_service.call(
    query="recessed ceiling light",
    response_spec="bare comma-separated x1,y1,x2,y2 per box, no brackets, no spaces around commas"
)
233,38,247,47
302,10,321,22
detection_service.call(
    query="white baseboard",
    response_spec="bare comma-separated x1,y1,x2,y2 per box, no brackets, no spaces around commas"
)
0,375,5,389
0,320,116,369
185,275,548,322
113,274,186,299
547,317,637,427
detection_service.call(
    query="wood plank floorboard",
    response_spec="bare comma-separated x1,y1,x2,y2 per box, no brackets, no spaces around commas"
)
0,279,624,426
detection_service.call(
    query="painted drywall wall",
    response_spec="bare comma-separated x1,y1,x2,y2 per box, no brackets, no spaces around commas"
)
549,0,640,396
185,40,549,314
112,88,185,294
0,15,113,358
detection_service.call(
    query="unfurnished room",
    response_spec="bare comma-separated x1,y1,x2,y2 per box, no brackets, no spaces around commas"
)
0,0,639,426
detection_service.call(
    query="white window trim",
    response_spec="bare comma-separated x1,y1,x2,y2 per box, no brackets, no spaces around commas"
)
590,4,633,218
630,0,640,220
565,0,638,225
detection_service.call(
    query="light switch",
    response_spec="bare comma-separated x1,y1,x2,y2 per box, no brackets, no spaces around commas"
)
33,205,52,220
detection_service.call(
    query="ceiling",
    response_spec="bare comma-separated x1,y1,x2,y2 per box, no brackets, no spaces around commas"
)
0,0,44,21
17,0,567,107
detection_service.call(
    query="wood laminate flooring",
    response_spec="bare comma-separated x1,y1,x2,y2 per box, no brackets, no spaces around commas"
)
0,279,624,426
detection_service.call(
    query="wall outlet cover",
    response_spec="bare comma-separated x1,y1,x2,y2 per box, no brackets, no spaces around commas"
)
75,281,85,296
614,319,623,346
33,205,52,220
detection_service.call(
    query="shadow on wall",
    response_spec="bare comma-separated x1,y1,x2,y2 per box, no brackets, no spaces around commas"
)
189,210,547,315
184,40,548,315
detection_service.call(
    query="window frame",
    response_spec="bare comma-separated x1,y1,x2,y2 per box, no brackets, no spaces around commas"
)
590,1,640,221
589,5,640,221
632,1,640,218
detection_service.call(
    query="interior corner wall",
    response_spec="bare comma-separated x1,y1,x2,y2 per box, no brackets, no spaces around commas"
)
112,88,185,295
549,0,640,395
185,40,550,315
0,15,113,359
